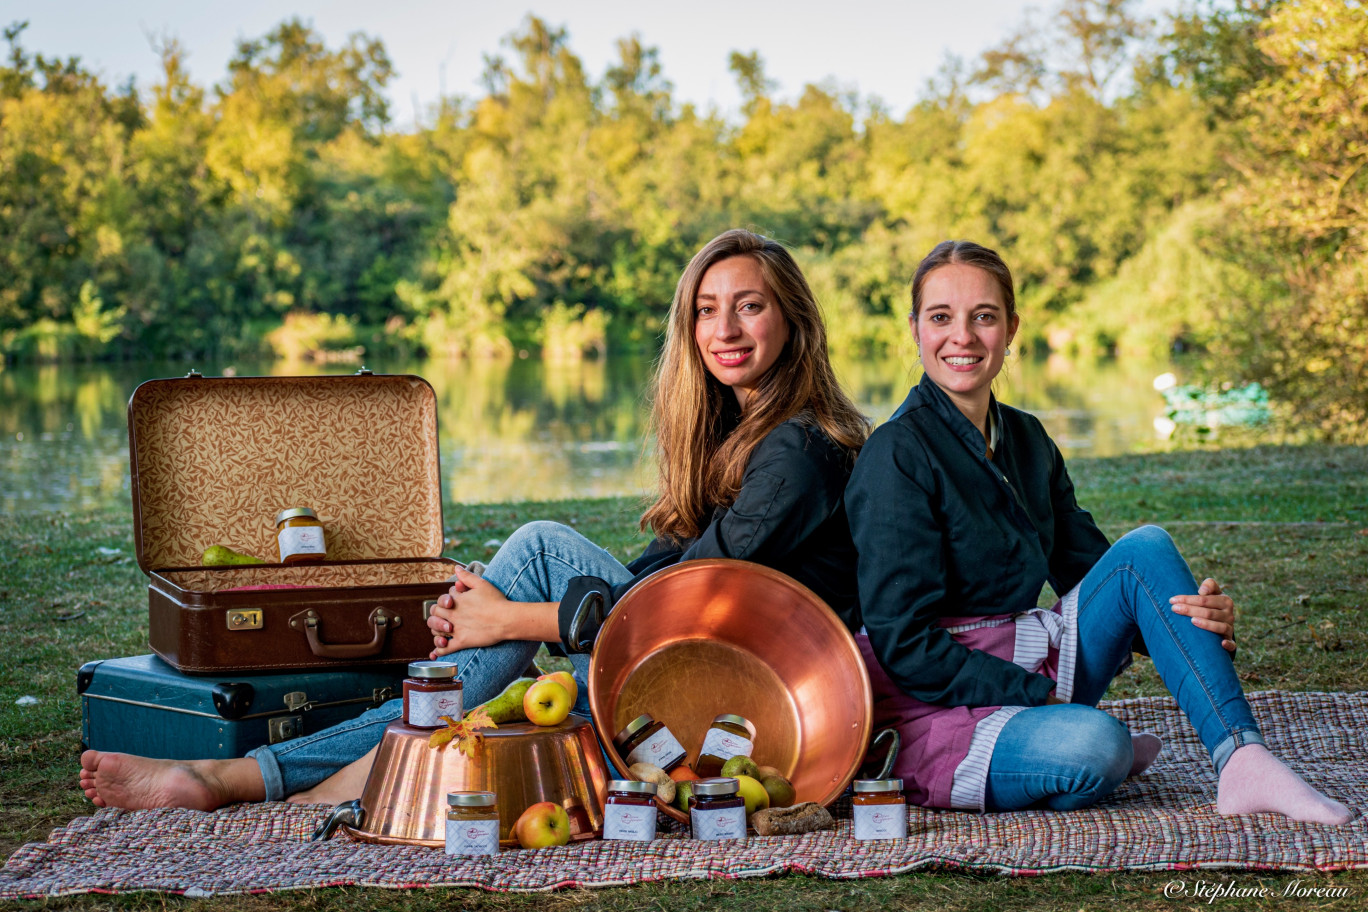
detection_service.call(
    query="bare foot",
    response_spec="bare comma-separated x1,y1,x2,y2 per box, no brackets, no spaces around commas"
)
79,750,263,811
1128,732,1163,778
288,746,377,805
1217,744,1354,824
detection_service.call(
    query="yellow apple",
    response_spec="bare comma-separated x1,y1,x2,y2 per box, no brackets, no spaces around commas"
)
734,774,770,818
536,670,578,706
513,801,571,849
522,679,572,726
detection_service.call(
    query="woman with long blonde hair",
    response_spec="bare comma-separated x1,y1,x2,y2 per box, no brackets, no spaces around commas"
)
80,228,870,811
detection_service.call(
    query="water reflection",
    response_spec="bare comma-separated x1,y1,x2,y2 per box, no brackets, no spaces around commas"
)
1,353,1205,514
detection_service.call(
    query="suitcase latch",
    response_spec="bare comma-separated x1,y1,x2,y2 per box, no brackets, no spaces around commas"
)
227,609,263,631
284,691,310,713
269,715,304,744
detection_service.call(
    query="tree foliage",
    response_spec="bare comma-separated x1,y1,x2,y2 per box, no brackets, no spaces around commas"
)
0,4,1363,437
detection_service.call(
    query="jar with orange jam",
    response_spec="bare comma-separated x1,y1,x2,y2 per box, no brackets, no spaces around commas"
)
613,714,686,772
693,714,756,777
851,778,907,840
275,507,327,563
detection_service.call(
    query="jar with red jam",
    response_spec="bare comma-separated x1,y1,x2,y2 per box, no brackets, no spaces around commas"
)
851,778,907,840
403,661,463,728
613,713,686,772
688,777,746,841
693,714,756,777
601,779,658,842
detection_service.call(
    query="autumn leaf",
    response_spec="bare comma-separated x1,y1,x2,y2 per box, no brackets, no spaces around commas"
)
428,706,498,755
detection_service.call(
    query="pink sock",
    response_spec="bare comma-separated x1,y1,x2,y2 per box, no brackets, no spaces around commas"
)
1216,744,1354,824
1129,732,1163,778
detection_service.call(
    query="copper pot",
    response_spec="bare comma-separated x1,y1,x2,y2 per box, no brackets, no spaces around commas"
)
341,714,608,847
588,559,873,823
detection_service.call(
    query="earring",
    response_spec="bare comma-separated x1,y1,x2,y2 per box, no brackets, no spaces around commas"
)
1005,346,1012,356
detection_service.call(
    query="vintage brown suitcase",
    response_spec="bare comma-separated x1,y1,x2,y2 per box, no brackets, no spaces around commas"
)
129,370,458,673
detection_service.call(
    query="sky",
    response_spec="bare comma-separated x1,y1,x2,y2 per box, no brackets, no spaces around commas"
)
8,0,1179,126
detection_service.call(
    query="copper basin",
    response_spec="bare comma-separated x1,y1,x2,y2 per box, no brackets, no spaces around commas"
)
342,714,608,847
588,559,872,823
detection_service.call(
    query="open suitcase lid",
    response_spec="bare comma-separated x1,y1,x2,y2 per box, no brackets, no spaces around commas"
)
128,371,444,573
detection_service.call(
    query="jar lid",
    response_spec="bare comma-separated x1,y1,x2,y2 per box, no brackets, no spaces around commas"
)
853,778,904,792
407,660,459,680
710,713,756,738
608,779,658,796
692,777,740,797
447,790,496,807
613,713,655,745
275,507,318,525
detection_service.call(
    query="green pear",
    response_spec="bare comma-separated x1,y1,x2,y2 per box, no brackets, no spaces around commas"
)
472,677,536,724
761,774,797,809
720,755,761,780
202,545,265,566
675,780,695,813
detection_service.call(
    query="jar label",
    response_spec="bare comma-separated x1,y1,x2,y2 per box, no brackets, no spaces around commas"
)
853,802,907,840
625,727,686,769
690,806,746,841
409,689,463,728
445,817,500,856
278,525,326,560
602,802,657,842
699,728,753,762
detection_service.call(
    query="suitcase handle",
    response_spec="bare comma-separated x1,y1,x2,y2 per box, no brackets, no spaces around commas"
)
289,608,400,659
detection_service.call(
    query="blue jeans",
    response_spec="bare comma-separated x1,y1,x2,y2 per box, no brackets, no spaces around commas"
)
985,525,1265,812
247,521,634,799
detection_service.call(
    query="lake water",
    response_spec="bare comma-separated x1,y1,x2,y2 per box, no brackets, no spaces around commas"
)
0,352,1194,514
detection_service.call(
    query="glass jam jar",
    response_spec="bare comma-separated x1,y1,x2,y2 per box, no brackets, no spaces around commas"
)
693,714,756,777
275,507,327,563
688,777,746,841
403,661,463,728
445,791,499,856
613,713,686,772
851,778,907,840
601,779,658,842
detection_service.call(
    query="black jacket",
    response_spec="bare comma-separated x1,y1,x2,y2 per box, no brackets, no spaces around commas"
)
557,416,859,651
844,373,1111,708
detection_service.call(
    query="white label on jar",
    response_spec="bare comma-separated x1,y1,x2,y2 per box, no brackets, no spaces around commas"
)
445,817,500,856
409,689,463,728
625,727,687,768
278,525,326,560
699,727,753,762
602,802,657,841
690,806,746,841
853,802,907,840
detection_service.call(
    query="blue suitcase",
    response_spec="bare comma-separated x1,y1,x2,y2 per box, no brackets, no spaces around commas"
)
77,654,406,760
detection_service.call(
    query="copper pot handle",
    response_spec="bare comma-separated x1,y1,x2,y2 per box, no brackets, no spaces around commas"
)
311,799,364,841
566,588,606,654
869,727,901,780
289,608,399,659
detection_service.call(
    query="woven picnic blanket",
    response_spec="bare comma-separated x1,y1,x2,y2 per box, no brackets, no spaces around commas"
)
2,691,1365,899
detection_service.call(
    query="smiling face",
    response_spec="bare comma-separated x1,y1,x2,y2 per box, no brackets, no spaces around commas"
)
693,255,790,410
912,263,1019,426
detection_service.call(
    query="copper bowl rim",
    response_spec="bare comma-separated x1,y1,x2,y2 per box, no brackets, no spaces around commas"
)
587,558,873,823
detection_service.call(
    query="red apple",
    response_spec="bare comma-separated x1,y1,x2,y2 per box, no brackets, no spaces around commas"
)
522,679,573,726
513,801,571,849
536,670,578,706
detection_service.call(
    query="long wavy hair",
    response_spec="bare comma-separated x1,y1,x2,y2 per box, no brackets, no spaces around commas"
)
640,229,869,543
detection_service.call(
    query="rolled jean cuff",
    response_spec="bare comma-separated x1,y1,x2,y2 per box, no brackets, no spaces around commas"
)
1210,728,1266,776
246,744,287,802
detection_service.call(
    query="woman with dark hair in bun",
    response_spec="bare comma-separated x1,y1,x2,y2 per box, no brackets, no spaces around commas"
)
845,239,1351,824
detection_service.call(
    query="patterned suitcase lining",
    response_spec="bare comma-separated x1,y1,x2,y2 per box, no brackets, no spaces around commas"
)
162,560,455,593
130,375,443,572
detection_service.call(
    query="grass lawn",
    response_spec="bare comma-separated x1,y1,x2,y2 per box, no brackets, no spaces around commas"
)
2,443,1366,911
